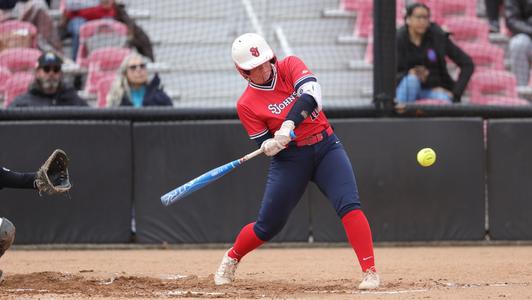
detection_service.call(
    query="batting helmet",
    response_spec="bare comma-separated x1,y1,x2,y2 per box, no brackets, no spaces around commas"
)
231,33,274,70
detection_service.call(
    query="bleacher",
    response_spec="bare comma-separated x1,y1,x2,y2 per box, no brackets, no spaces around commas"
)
2,0,532,108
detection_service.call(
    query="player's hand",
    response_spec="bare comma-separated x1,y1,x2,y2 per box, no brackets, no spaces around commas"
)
274,120,295,146
261,138,285,156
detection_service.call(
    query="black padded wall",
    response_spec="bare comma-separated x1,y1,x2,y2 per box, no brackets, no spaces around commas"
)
0,121,132,243
310,118,486,242
488,119,532,240
132,121,309,244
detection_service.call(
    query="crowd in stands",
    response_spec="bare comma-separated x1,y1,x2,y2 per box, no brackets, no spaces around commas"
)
346,0,532,105
0,0,169,108
2,0,532,107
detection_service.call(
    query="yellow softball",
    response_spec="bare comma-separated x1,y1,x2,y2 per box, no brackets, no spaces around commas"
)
417,148,436,167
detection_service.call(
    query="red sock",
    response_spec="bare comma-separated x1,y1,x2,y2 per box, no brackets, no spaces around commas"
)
341,209,376,272
228,222,265,261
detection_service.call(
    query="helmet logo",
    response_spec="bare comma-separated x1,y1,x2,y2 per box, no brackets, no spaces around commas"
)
250,47,260,57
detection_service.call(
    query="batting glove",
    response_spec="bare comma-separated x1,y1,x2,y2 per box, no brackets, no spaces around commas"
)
274,120,295,146
261,138,285,156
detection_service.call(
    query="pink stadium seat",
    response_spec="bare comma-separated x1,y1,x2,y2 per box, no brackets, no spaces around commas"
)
3,72,33,107
415,99,452,105
0,47,41,73
0,66,11,94
443,17,489,45
364,37,373,64
0,20,38,49
469,71,523,105
96,73,117,108
85,47,130,94
76,19,128,67
353,0,404,38
482,96,530,106
460,43,505,71
417,0,476,24
341,0,358,11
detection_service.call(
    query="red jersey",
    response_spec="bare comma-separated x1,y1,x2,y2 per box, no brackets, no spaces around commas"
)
236,56,330,143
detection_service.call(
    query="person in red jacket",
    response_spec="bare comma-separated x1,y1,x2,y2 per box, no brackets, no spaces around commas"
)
63,0,116,60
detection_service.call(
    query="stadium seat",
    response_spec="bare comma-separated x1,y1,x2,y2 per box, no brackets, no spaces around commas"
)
469,71,524,105
0,47,41,73
482,96,530,106
0,66,11,94
85,47,130,94
460,43,505,71
340,0,359,11
0,20,38,50
443,16,489,45
96,73,117,108
418,0,476,24
352,0,404,38
76,19,128,67
415,99,452,105
3,72,34,107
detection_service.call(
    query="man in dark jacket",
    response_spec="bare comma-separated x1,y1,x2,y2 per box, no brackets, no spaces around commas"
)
396,3,474,103
8,52,88,107
506,0,532,86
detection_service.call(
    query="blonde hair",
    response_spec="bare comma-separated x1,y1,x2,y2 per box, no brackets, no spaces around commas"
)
106,52,150,107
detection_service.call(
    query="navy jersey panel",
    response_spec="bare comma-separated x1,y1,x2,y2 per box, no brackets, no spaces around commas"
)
253,133,361,241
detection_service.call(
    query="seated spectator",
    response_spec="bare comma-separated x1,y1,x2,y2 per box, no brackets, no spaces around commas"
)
15,0,64,56
106,52,172,107
506,0,532,86
62,0,116,60
396,2,474,103
8,51,88,107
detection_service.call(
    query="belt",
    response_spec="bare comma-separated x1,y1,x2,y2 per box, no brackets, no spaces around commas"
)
291,126,334,147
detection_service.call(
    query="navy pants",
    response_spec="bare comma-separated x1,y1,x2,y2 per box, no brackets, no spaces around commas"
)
254,133,361,241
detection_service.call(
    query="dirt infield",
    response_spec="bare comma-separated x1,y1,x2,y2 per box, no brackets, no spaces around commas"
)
0,245,531,299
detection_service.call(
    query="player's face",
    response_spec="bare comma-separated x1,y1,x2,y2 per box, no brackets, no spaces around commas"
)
407,7,430,35
126,56,148,88
247,61,273,85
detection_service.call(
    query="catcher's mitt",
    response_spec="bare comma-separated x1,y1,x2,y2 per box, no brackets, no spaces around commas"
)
35,149,71,195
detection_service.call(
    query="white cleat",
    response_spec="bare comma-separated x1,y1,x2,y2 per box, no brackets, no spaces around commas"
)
214,250,239,285
358,267,380,290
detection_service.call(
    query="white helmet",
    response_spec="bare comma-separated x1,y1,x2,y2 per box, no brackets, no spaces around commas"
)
231,33,274,70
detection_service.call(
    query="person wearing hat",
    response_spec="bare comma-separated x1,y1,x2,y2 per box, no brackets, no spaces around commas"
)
8,51,88,107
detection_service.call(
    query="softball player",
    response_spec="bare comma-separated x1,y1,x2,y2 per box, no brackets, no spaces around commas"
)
213,33,380,290
0,166,33,282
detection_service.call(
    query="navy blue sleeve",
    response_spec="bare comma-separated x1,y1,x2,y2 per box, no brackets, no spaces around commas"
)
285,93,317,126
0,167,36,189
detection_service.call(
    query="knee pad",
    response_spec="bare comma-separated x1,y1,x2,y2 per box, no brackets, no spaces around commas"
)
0,218,16,257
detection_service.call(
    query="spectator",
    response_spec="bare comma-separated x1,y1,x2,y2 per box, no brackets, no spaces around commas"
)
8,51,88,107
485,0,503,33
106,52,172,107
12,0,64,56
396,2,474,103
62,0,116,60
113,1,154,61
506,0,532,86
